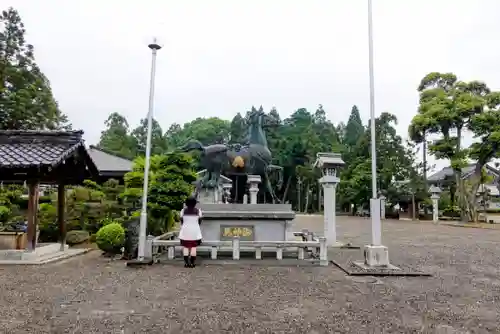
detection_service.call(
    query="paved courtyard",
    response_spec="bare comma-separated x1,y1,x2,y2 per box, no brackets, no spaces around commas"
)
0,217,499,333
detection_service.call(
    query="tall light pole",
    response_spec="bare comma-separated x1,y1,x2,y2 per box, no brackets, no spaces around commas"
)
367,0,381,247
357,0,391,268
137,39,162,261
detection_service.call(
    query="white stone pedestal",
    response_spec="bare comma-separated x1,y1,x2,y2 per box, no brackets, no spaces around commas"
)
363,245,390,266
247,175,261,204
354,244,399,269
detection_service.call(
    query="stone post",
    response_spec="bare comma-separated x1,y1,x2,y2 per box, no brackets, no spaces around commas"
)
314,152,344,247
429,186,442,224
379,195,386,220
431,194,439,223
222,183,232,204
320,182,338,245
247,175,261,204
232,236,240,260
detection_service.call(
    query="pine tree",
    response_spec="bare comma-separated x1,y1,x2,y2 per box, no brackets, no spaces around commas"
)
229,112,246,144
344,105,364,148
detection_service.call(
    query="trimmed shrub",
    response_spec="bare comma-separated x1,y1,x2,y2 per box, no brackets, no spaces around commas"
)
66,230,90,245
0,205,11,223
38,203,59,242
96,222,125,254
442,205,461,218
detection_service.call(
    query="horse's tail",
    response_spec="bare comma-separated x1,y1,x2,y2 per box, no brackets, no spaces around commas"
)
178,140,204,152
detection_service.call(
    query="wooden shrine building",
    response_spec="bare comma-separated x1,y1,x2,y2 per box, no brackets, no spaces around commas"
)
0,130,99,251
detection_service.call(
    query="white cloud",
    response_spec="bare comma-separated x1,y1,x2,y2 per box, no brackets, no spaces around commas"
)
5,0,500,172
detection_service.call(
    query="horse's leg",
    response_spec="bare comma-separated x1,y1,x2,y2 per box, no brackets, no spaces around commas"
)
214,169,221,184
264,172,278,204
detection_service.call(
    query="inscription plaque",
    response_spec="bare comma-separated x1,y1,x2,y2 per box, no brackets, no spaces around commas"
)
220,225,255,241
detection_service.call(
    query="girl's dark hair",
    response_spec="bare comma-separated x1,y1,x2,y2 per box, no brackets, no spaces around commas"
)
185,196,197,208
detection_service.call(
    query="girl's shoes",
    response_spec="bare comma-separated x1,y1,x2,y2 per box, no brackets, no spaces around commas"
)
183,255,197,268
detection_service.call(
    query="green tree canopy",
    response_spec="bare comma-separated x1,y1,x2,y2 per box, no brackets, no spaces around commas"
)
132,117,166,156
97,112,137,159
409,72,500,221
0,8,69,130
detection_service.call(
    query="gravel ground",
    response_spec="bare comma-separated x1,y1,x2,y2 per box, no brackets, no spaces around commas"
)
0,217,499,333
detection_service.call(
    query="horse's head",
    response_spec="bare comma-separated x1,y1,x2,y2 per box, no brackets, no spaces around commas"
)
247,109,266,127
178,140,204,152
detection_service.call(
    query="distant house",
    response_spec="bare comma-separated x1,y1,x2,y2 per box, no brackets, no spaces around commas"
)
428,163,500,189
87,146,133,184
427,163,500,209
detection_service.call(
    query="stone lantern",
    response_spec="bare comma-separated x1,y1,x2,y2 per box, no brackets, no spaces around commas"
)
222,182,232,204
247,175,261,204
313,152,344,247
477,184,488,219
429,185,442,224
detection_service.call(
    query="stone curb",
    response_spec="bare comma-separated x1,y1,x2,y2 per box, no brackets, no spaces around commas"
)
440,222,500,230
0,248,93,265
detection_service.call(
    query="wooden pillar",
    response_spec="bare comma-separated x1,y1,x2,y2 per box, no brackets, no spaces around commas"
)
26,182,40,251
58,183,66,251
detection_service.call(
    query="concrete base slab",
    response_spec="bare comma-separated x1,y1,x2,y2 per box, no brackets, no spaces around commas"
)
126,258,154,266
353,261,400,271
0,248,91,265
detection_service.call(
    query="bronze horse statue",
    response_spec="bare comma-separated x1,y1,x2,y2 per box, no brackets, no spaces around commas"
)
178,109,283,203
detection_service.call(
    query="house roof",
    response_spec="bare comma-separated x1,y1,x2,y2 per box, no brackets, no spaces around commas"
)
428,163,500,182
0,130,86,168
485,184,500,196
87,146,133,173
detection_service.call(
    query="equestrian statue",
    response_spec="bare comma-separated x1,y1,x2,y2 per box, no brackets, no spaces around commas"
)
178,108,283,203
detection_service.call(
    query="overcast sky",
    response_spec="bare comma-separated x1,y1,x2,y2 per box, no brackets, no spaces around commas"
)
4,0,500,171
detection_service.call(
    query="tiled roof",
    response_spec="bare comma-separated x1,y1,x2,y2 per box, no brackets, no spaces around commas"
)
428,164,500,182
0,130,85,168
87,146,133,173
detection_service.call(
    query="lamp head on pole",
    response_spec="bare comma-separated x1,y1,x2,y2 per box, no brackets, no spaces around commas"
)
148,38,162,51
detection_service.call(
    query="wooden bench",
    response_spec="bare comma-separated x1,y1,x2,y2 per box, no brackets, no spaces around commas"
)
150,234,328,266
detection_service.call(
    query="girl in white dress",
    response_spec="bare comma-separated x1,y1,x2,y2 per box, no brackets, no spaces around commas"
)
178,197,203,267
